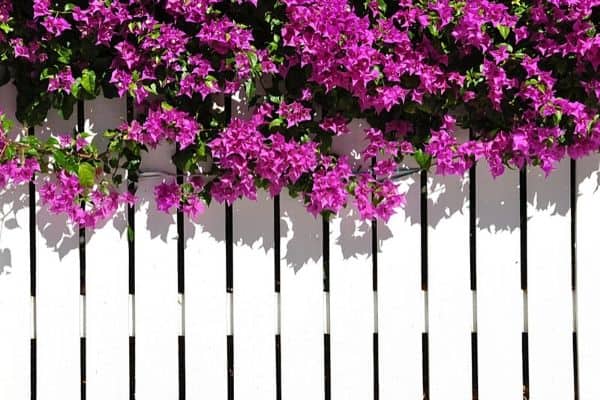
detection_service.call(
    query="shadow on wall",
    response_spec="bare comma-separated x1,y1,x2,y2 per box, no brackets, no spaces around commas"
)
1,77,600,272
1,158,599,272
0,188,28,275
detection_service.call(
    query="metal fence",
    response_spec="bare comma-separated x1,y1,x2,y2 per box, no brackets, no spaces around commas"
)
1,84,599,400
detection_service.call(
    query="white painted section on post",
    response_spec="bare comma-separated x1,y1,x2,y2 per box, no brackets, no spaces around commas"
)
135,144,179,399
329,207,373,400
575,155,600,400
476,163,522,400
85,97,130,400
378,173,423,400
234,193,276,400
428,173,472,399
184,201,227,400
280,193,324,400
37,110,80,400
527,159,574,400
0,84,31,400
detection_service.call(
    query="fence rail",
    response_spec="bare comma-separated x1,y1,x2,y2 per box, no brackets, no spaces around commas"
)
1,85,599,400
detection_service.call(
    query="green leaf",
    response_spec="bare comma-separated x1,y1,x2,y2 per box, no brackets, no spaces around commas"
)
245,79,256,101
414,149,432,170
78,162,96,188
52,150,67,168
269,117,284,129
81,69,96,95
497,25,511,40
0,23,12,34
1,117,13,133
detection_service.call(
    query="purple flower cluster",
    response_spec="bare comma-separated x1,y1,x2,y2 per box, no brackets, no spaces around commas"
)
209,106,318,203
0,0,598,227
123,104,201,150
39,171,135,227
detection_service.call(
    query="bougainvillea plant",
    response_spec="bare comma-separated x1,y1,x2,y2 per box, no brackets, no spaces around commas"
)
0,0,598,227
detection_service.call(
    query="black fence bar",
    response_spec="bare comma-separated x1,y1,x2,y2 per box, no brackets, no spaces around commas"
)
420,168,430,400
76,100,87,400
77,100,86,296
126,95,136,400
519,168,528,291
469,129,478,400
322,216,331,400
570,159,579,400
224,97,234,400
520,167,529,400
28,125,37,400
274,195,282,400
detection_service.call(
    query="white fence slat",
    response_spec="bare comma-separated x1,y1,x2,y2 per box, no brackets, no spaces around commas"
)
184,202,227,399
0,85,31,400
0,184,30,400
527,159,574,399
576,154,600,400
234,193,276,400
85,97,129,400
378,174,423,400
476,164,522,400
280,193,324,400
329,208,373,400
86,211,129,400
428,173,472,399
37,111,80,400
135,173,179,399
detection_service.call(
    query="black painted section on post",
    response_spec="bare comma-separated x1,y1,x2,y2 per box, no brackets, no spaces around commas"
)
274,196,281,293
422,332,430,400
28,126,36,297
373,333,379,400
126,96,135,295
77,100,86,296
324,334,331,400
227,335,234,400
275,334,282,400
177,201,184,294
471,332,478,400
322,217,330,293
570,159,577,291
573,332,579,400
522,332,529,400
129,336,135,400
226,205,233,293
469,133,477,291
519,168,528,291
30,339,36,400
178,335,186,400
420,170,428,291
80,337,86,400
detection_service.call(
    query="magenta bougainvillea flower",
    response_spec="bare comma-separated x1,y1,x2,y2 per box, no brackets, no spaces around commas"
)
0,0,598,227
